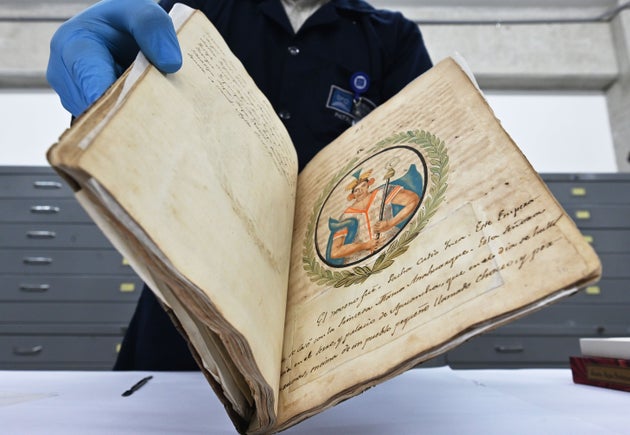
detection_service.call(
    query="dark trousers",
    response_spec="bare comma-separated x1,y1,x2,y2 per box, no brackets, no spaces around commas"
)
113,285,199,371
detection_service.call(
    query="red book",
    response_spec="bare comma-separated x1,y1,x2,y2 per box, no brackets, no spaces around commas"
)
570,355,630,393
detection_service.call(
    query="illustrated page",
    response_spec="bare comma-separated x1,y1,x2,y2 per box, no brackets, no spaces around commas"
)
278,58,600,425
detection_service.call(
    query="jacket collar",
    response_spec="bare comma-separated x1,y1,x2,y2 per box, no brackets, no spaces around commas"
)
258,0,375,34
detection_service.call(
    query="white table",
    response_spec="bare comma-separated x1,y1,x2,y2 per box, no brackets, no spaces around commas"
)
0,367,627,434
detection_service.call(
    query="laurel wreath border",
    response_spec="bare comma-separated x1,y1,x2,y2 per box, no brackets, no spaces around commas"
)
302,130,449,288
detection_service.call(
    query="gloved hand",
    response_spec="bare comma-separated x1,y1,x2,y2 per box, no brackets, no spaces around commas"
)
46,0,182,117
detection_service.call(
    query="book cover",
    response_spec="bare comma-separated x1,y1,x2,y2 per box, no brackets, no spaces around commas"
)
570,355,630,393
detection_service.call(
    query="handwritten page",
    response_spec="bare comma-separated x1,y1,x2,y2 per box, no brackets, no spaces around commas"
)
70,5,298,413
279,58,599,423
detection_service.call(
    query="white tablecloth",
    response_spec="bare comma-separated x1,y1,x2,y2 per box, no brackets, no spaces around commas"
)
0,367,627,434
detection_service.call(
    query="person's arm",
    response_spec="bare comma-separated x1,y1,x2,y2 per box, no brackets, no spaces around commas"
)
329,236,378,260
46,0,183,117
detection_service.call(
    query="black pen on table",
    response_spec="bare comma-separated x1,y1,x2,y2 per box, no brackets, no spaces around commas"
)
122,375,153,397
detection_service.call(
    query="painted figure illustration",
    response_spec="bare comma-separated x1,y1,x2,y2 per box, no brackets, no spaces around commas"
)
325,163,424,266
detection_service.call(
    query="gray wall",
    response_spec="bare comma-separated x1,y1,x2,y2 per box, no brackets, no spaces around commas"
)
2,0,629,170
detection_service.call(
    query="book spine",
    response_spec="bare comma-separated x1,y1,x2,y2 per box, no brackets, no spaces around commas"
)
570,356,630,393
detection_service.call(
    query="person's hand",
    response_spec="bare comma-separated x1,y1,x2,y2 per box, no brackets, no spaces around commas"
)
362,238,380,254
373,219,393,235
46,0,182,117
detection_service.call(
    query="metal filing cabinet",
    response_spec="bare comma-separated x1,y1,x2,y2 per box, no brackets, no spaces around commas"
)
447,173,630,368
3,168,627,369
0,166,142,370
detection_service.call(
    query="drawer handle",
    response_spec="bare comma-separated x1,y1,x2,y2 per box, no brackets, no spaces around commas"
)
23,257,53,265
19,283,50,292
119,282,136,293
26,230,57,239
13,345,44,356
585,286,600,295
494,345,524,354
570,187,586,196
33,181,62,189
30,205,60,214
575,210,591,220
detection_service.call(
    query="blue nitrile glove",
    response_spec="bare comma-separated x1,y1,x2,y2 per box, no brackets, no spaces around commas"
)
46,0,182,117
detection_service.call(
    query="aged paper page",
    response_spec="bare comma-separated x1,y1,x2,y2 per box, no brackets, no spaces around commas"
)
278,58,600,425
74,187,254,420
63,7,297,423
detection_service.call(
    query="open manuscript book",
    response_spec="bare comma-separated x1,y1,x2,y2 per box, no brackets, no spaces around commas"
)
47,4,601,434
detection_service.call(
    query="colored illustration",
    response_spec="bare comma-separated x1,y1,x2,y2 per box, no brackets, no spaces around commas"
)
303,131,449,288
325,163,424,266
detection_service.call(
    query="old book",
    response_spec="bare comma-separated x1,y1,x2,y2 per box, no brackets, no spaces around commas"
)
47,4,602,434
570,356,630,393
580,337,630,360
570,337,630,393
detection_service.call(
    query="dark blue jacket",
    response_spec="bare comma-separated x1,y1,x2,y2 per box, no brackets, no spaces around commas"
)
114,0,432,370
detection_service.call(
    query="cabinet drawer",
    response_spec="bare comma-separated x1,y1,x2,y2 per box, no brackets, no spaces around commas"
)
447,335,580,367
0,223,111,248
562,204,630,228
579,229,630,253
0,249,135,275
0,198,90,223
0,172,73,198
490,322,630,337
0,335,121,365
0,323,127,335
1,275,143,302
568,279,630,304
598,253,630,279
0,301,136,324
545,180,630,205
511,302,630,332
